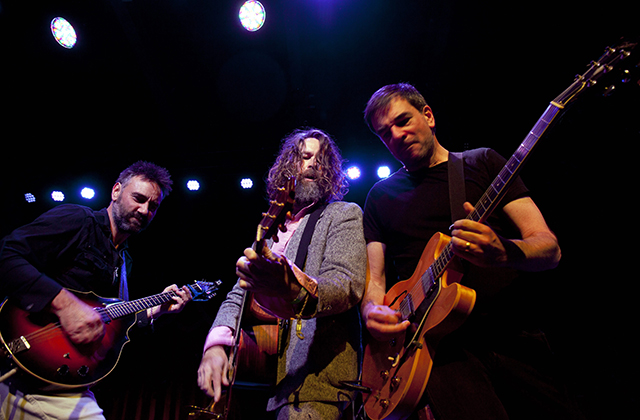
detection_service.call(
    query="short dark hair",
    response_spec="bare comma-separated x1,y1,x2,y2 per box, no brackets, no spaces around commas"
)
266,127,348,203
364,83,433,134
116,161,173,197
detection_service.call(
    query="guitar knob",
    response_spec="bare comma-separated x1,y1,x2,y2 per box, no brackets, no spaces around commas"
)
380,370,389,380
56,365,69,376
77,365,90,377
391,376,402,390
379,399,389,410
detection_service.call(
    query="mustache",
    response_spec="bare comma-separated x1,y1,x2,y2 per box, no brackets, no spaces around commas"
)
128,211,148,227
299,168,320,180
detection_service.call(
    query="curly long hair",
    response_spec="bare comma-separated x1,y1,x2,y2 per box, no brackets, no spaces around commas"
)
266,127,348,203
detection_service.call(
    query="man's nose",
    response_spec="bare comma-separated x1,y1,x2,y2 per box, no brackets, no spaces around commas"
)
390,126,405,141
138,202,149,215
305,157,318,170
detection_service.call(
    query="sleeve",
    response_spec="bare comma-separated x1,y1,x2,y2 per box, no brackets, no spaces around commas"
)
363,184,385,244
0,205,89,312
211,281,246,331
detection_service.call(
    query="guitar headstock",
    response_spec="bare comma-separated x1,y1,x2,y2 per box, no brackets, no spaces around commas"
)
187,279,222,302
553,37,638,107
255,176,296,253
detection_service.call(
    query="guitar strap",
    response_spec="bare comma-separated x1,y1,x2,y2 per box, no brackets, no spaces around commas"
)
276,204,326,350
447,151,467,223
294,204,326,269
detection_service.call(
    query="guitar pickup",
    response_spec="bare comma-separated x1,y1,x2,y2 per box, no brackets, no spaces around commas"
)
8,336,31,355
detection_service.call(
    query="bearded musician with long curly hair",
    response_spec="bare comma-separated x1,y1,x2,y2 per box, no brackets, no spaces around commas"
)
198,127,367,420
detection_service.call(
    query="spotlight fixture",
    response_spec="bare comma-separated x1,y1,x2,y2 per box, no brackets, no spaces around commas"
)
346,166,361,180
50,17,77,49
80,187,95,199
239,1,266,32
240,178,254,189
377,166,391,179
51,191,65,202
187,180,201,191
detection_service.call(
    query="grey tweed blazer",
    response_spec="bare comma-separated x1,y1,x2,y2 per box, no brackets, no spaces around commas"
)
211,201,367,411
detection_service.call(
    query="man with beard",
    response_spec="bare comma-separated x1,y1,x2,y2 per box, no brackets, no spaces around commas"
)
0,161,192,419
197,128,367,420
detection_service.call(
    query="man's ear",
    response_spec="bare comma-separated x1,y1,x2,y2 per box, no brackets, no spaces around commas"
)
111,182,122,201
422,105,436,128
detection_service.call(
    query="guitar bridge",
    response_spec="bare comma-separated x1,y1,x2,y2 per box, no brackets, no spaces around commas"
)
8,336,30,355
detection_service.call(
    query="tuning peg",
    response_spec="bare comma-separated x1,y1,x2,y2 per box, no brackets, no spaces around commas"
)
603,84,616,97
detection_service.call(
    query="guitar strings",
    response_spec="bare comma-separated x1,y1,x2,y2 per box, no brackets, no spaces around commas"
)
397,241,452,319
15,322,66,347
12,290,182,351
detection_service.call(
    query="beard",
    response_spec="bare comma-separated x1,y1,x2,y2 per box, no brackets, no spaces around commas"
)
112,198,149,235
294,179,325,212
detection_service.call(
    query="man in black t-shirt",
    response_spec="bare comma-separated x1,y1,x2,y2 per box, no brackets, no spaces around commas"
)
360,83,578,420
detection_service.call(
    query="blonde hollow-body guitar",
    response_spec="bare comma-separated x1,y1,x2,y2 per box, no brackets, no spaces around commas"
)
362,38,638,420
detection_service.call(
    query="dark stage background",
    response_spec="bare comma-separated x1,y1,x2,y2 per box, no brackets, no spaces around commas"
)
1,1,637,418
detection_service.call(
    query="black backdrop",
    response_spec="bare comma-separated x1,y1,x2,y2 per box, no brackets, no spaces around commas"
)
1,1,637,418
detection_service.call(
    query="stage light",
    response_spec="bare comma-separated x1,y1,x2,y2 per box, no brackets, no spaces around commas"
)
24,193,36,203
51,191,65,202
80,187,95,199
50,17,77,49
377,166,391,179
187,180,201,191
240,178,254,189
346,166,361,180
239,1,266,32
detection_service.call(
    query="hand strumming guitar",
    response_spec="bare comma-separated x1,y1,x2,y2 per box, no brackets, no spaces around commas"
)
49,288,105,345
197,345,230,402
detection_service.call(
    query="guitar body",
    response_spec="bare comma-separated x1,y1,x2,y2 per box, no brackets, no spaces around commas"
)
200,322,278,420
0,291,133,390
235,323,278,388
0,280,219,391
363,233,476,420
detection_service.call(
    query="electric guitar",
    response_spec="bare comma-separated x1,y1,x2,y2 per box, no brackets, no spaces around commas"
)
362,38,638,420
0,280,220,390
191,177,295,420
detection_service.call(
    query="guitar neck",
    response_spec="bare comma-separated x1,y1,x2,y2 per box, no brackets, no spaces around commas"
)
437,40,638,275
469,103,562,224
431,102,563,280
100,291,178,321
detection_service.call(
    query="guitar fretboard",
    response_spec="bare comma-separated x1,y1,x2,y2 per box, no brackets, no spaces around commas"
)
97,291,179,322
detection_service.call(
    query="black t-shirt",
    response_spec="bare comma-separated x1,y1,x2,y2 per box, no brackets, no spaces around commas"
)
363,148,529,306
